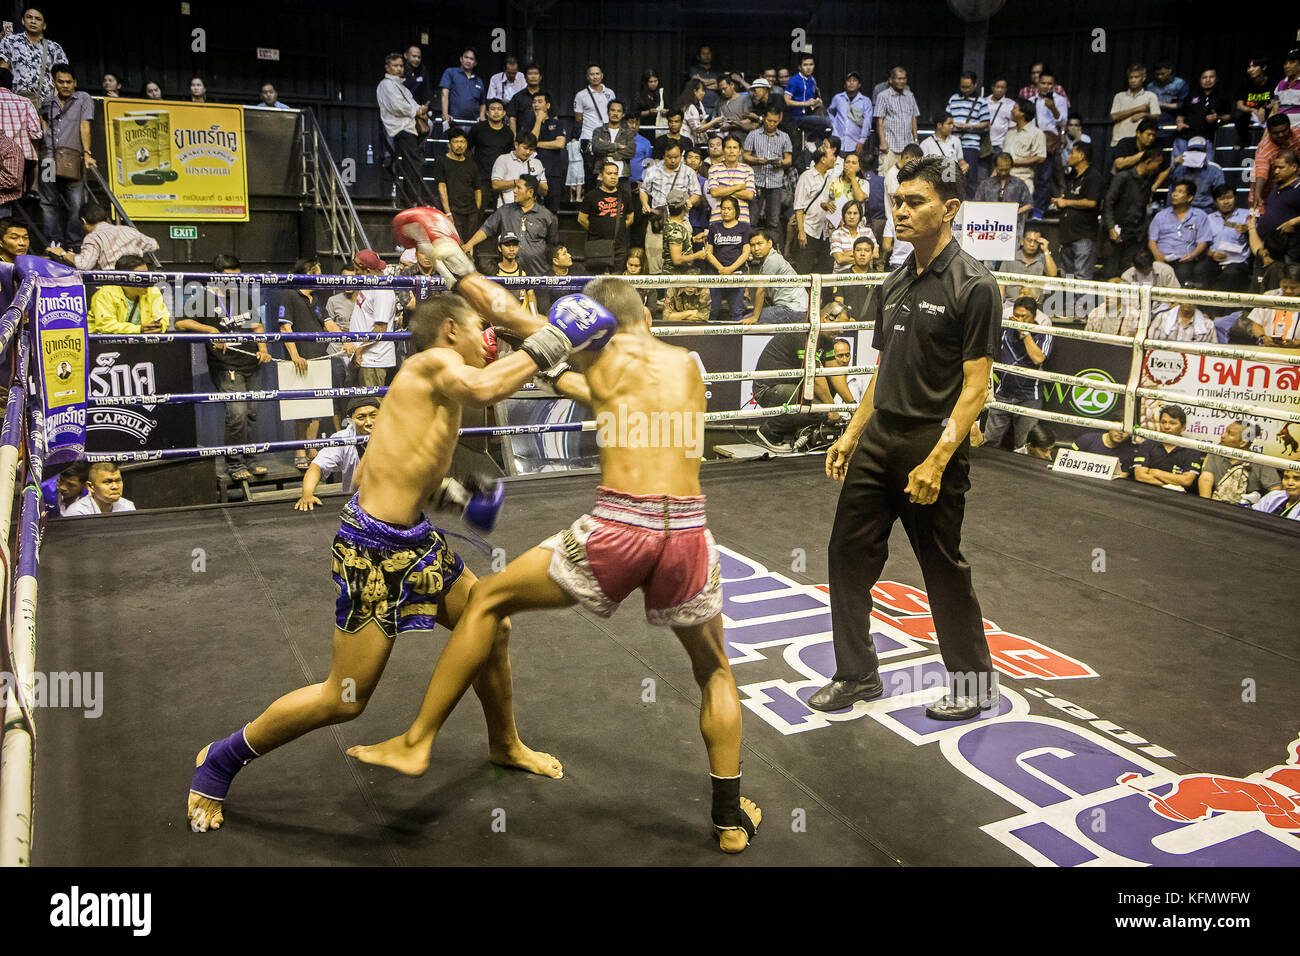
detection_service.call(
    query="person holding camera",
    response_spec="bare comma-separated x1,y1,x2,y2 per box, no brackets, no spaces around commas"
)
640,142,700,274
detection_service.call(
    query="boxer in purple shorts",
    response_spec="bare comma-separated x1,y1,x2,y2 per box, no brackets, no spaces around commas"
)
187,216,616,832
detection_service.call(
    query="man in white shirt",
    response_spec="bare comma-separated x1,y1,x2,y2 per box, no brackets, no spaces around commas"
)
573,63,615,184
295,398,380,509
792,137,840,274
1002,98,1046,191
984,78,1014,152
490,133,547,206
377,52,430,207
487,55,527,104
1109,64,1160,147
1029,68,1069,214
349,250,398,386
1148,302,1216,343
65,462,136,516
921,112,966,171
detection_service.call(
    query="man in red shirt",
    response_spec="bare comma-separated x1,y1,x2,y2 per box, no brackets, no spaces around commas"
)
1252,113,1300,211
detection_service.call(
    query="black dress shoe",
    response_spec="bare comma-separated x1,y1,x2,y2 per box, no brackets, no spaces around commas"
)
925,692,1000,721
808,674,884,711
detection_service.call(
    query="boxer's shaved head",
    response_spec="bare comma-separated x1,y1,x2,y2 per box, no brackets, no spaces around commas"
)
410,293,483,360
584,276,648,330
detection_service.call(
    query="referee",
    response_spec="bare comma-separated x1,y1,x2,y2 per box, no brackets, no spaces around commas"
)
810,155,1001,721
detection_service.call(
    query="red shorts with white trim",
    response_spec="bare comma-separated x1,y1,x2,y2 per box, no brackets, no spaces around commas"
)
541,486,721,628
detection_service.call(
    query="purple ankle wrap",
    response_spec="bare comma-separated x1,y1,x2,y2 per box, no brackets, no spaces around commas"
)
190,728,258,801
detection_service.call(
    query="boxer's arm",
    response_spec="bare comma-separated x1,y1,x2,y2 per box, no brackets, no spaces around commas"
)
455,273,546,338
554,370,592,405
432,350,544,408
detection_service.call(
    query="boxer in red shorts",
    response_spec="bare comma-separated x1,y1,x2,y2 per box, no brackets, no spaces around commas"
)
350,276,762,853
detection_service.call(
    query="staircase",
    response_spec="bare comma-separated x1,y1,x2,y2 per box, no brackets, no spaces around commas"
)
300,109,369,267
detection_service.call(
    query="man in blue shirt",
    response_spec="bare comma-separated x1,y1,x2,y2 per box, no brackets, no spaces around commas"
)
1147,181,1215,286
828,72,872,157
984,296,1053,451
946,72,991,198
785,53,831,148
1147,61,1189,145
439,46,485,130
1169,137,1224,211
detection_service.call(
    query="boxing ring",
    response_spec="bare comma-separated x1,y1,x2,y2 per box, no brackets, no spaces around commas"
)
4,263,1300,866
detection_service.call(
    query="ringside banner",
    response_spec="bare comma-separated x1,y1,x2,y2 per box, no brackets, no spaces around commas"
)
33,275,88,472
957,201,1018,261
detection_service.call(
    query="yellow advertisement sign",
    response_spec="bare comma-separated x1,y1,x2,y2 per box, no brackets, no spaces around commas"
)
103,98,249,221
40,327,87,408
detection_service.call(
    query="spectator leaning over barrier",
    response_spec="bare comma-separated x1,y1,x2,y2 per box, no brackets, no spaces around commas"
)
48,203,159,270
1071,428,1138,478
0,7,67,111
295,396,381,510
1198,421,1281,503
744,225,809,325
1133,405,1202,492
88,254,169,334
1251,468,1300,520
39,64,94,251
1242,261,1300,347
984,295,1053,451
440,46,485,130
65,461,136,515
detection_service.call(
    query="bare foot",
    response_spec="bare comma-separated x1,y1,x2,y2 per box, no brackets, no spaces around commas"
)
489,741,563,779
346,734,431,776
716,797,762,853
188,744,225,832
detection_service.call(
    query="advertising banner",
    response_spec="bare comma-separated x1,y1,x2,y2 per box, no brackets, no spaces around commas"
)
32,274,88,471
957,202,1018,262
86,342,196,453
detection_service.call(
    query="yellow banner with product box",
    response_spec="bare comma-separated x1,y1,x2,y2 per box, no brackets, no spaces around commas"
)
102,98,249,221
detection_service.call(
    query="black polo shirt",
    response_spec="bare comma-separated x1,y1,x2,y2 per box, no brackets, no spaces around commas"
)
869,239,1001,421
1131,441,1203,489
274,289,330,359
755,331,835,376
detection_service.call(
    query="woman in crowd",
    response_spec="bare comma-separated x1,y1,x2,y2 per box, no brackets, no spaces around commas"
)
830,200,875,273
634,69,668,139
189,76,207,103
704,196,751,321
142,79,163,100
102,72,123,98
676,78,722,146
623,246,661,315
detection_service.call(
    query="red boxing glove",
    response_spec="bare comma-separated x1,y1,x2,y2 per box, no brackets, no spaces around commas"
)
482,326,498,363
392,207,461,250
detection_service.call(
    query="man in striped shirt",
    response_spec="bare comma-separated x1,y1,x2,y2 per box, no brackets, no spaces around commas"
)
1274,51,1300,128
873,66,919,177
742,106,792,234
947,73,990,198
48,203,159,270
705,136,755,224
1252,114,1300,211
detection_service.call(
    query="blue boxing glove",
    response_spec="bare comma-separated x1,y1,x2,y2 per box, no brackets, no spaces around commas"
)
433,473,504,533
520,294,617,369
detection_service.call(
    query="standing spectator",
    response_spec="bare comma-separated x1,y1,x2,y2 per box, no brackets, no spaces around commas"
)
349,250,398,388
174,256,273,480
921,112,966,171
984,296,1053,451
1102,148,1164,276
705,135,755,225
704,195,751,323
947,72,990,197
684,147,712,237
578,161,633,274
462,174,557,278
1002,98,1046,193
528,91,567,215
827,151,868,209
983,78,1014,161
828,72,872,157
660,189,705,274
1252,470,1300,520
1234,57,1273,149
1208,183,1252,292
0,131,21,216
1058,115,1091,171
1148,181,1215,286
792,138,840,274
689,45,725,112
1147,61,1189,142
678,79,722,146
1175,68,1230,149
744,79,787,132
975,151,1034,239
487,55,526,105
1109,65,1160,153
0,67,41,187
506,63,543,134
714,76,750,136
377,53,429,208
744,226,809,324
785,53,832,145
1133,405,1202,492
652,109,689,159
256,83,288,109
0,218,28,263
101,72,122,98
590,100,637,180
1250,114,1300,212
1029,67,1068,214
188,77,207,103
1198,422,1280,502
625,113,653,245
492,234,538,314
1050,139,1102,281
64,463,135,516
1018,62,1067,101
490,133,546,207
634,69,669,139
277,258,342,470
48,203,158,270
469,99,515,213
743,106,793,236
640,143,700,272
88,255,169,333
573,64,615,182
776,68,792,99
1169,137,1224,211
402,46,428,109
1273,50,1300,128
434,128,483,240
0,7,66,110
440,47,485,130
39,65,94,251
873,66,919,176
1148,300,1216,342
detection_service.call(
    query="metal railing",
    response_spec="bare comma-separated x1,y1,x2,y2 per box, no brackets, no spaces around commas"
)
84,165,163,270
301,109,368,265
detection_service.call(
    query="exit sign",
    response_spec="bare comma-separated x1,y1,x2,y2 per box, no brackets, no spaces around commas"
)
257,47,280,61
170,225,198,240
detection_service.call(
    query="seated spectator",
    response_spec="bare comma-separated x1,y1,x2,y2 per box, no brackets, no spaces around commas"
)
752,308,850,451
830,200,875,273
1242,262,1300,347
1251,469,1300,520
1072,428,1138,477
65,462,136,515
1121,247,1180,290
829,237,878,317
1168,137,1224,212
745,226,809,324
0,218,28,263
1207,183,1252,292
493,233,538,314
1132,405,1201,492
1015,422,1057,460
984,295,1053,451
974,150,1034,239
1148,301,1216,342
40,459,90,516
704,196,750,322
1198,421,1280,502
1174,69,1230,151
622,246,659,315
1256,148,1300,263
660,269,711,323
295,397,380,509
1148,182,1215,287
1084,290,1143,337
1000,222,1058,277
49,204,160,270
88,255,170,333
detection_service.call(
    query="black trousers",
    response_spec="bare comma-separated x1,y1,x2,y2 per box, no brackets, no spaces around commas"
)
391,131,429,207
753,381,825,440
827,411,993,685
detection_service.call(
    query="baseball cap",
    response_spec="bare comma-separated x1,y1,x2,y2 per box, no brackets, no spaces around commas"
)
749,78,771,89
1287,49,1300,62
354,249,384,271
1186,136,1209,150
666,189,689,207
497,232,520,246
846,71,861,80
347,395,381,417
